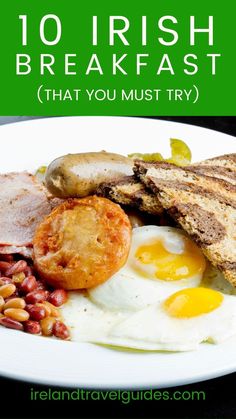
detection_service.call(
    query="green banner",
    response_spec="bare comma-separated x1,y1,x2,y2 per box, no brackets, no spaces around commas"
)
0,0,235,115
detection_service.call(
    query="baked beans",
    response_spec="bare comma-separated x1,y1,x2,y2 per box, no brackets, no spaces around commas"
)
0,256,70,340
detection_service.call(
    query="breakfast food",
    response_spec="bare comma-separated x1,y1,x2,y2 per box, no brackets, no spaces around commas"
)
45,152,133,198
97,175,163,215
135,160,236,286
1,141,236,353
0,255,69,339
89,226,206,311
96,140,191,214
33,196,132,289
61,226,236,351
129,138,192,166
190,153,236,185
0,172,56,258
93,289,236,351
97,152,236,216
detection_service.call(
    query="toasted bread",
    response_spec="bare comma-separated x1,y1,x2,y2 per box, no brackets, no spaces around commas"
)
97,175,163,215
189,153,236,185
97,153,236,220
135,160,236,286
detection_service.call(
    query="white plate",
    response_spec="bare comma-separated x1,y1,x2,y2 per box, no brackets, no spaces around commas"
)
0,116,235,389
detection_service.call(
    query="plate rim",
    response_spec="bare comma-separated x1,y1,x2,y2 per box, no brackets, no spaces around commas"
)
1,115,235,140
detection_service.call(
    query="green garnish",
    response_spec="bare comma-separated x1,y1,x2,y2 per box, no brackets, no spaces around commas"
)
128,138,192,166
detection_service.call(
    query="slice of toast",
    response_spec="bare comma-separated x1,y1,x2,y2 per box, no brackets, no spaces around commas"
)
189,153,236,185
96,175,163,215
135,160,236,286
97,153,236,217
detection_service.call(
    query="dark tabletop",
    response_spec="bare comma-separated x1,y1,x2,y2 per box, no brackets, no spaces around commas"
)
1,371,236,419
0,116,236,419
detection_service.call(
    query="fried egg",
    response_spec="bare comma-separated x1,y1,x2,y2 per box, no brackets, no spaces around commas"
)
89,226,206,311
61,226,236,352
98,288,236,351
62,286,236,351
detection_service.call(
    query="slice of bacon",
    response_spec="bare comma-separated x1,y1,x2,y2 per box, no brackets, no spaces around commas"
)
0,172,54,257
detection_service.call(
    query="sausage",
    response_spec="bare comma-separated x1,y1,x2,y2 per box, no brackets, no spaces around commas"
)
45,152,134,198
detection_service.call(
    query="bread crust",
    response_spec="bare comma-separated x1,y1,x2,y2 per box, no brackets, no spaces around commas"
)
97,175,163,215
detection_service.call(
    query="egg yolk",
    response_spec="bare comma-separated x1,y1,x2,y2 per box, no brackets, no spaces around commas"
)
164,287,223,318
135,237,206,281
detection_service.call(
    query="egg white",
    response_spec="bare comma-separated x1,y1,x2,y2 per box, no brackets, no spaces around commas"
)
102,294,236,351
89,226,203,311
61,291,127,342
62,291,236,351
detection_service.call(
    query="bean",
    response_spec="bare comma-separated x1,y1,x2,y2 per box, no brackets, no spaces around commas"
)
20,276,37,294
0,261,12,273
24,320,41,334
5,290,19,300
0,277,12,286
5,260,28,277
0,284,16,298
0,317,24,331
4,298,26,310
41,317,56,336
52,320,70,340
25,303,34,311
36,303,51,317
48,289,68,307
0,296,5,312
25,290,49,304
4,308,30,322
35,281,46,290
0,258,70,340
27,305,46,321
12,272,25,284
44,301,60,318
24,266,33,277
